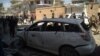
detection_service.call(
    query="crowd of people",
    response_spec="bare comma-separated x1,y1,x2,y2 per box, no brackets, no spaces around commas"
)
0,16,18,37
0,16,19,56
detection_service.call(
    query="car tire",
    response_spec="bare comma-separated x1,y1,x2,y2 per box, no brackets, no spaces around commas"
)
59,46,79,56
11,38,26,49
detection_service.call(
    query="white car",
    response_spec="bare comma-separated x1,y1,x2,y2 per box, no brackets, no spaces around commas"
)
14,19,96,56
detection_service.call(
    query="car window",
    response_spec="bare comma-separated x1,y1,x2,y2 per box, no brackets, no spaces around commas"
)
64,23,82,32
42,22,64,31
28,22,45,31
44,22,54,31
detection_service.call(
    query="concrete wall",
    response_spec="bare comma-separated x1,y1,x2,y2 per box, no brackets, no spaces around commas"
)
35,6,65,21
86,3,99,18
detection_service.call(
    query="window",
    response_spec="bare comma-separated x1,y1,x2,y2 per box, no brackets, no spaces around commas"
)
28,22,45,31
44,22,64,31
64,23,82,32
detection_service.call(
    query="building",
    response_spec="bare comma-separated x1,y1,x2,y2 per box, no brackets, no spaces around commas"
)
10,0,66,21
84,3,100,18
72,0,84,3
71,0,100,18
72,0,98,3
35,6,65,21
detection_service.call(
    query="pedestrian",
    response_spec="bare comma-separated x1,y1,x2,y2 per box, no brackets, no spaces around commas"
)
52,13,55,18
89,15,99,35
70,13,76,19
65,14,68,19
73,13,76,19
30,14,35,24
59,15,63,19
98,13,100,25
2,16,8,34
0,18,7,56
8,16,17,37
81,12,85,20
20,15,24,24
0,36,5,56
43,14,47,20
81,12,89,25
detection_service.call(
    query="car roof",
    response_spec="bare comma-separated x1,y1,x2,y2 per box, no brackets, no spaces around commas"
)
40,18,83,24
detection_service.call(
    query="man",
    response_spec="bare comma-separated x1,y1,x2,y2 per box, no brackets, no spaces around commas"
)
8,16,18,37
98,13,100,25
43,14,47,20
90,15,99,35
0,17,5,56
30,14,35,24
81,12,89,25
59,15,63,19
70,13,76,19
73,13,76,19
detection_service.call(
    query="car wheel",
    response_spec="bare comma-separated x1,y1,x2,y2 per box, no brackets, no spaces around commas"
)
11,38,26,49
59,46,79,56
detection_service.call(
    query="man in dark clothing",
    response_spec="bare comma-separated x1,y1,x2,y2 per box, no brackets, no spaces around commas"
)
73,13,76,19
52,13,55,18
98,13,100,25
0,38,5,56
2,16,7,34
0,17,5,56
30,15,34,24
8,16,18,37
90,15,99,35
59,15,63,19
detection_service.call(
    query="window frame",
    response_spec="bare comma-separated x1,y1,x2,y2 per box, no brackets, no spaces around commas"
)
43,22,64,32
27,21,46,31
63,23,83,32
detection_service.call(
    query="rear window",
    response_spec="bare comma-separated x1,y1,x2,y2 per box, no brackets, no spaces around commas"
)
64,23,82,32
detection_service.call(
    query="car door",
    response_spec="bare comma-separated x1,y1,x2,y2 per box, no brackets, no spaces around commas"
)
63,23,83,45
41,22,64,51
26,22,45,48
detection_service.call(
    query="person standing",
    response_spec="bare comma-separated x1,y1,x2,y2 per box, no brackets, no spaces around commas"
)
70,13,76,19
73,13,76,19
59,15,63,19
98,13,100,25
2,16,7,34
43,14,47,20
90,15,99,35
81,12,89,25
30,14,35,24
0,17,4,56
65,15,68,19
52,13,55,18
8,16,18,37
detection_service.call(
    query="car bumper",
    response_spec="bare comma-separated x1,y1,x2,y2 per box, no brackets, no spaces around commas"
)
75,43,96,55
